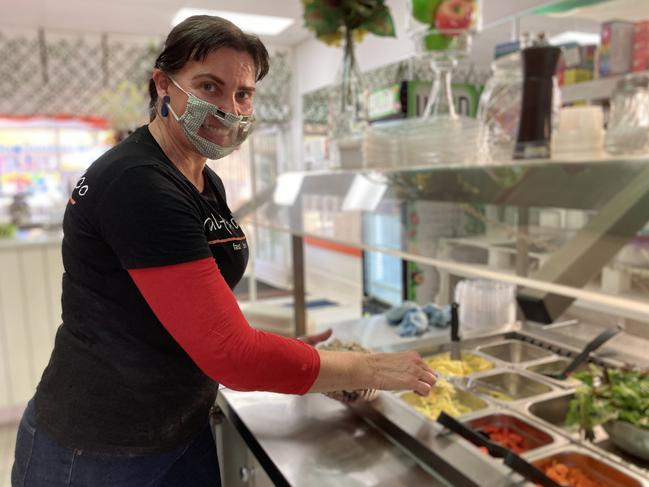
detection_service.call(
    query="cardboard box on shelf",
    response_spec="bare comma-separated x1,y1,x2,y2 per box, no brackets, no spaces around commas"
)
633,20,649,72
494,40,520,59
556,44,597,85
600,20,634,77
562,68,594,85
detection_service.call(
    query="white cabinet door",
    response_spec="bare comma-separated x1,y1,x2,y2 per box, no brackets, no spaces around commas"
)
0,249,32,407
19,248,57,387
0,242,62,411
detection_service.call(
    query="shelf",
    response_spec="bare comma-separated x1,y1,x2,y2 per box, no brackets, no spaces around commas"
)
293,155,649,210
561,71,649,104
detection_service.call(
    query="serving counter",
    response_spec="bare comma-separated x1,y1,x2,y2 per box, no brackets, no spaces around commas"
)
214,389,449,487
213,319,649,487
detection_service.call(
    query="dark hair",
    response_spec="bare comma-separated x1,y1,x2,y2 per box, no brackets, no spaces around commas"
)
148,15,270,120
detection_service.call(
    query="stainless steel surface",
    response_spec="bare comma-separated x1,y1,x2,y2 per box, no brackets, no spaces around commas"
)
527,392,574,428
356,392,525,487
421,351,496,376
374,330,649,481
397,385,490,422
596,437,649,472
530,448,644,487
217,390,451,486
290,234,306,338
527,358,589,377
449,342,461,361
478,340,555,364
604,421,649,462
522,321,648,369
526,359,588,388
213,406,276,487
469,371,554,402
545,326,622,380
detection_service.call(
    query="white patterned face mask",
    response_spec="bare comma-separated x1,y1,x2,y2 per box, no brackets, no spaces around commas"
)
166,76,255,160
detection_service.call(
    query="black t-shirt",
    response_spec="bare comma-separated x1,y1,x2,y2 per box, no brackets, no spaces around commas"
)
34,126,248,454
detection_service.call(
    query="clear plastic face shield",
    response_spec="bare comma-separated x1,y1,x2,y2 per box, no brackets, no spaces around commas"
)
166,75,256,159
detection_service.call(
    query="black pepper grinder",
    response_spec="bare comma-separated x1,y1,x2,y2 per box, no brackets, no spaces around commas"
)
513,45,561,159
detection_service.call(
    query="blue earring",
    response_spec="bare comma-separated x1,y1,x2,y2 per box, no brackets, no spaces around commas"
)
160,95,170,117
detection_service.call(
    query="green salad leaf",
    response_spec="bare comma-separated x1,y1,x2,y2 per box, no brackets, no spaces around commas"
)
566,366,649,439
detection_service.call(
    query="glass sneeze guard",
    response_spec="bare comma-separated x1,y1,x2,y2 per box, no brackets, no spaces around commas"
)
241,155,649,325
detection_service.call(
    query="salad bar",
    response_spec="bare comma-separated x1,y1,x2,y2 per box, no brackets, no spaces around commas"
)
349,325,649,486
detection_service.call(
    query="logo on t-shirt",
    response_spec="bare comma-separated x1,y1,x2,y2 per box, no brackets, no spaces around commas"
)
204,212,247,249
69,176,90,205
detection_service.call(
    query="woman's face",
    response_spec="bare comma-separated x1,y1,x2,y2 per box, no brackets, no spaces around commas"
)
166,47,256,148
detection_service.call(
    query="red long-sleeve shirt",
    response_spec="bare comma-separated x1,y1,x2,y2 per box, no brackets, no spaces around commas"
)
129,257,320,394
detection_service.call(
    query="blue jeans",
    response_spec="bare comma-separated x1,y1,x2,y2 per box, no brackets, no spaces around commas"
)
11,400,221,487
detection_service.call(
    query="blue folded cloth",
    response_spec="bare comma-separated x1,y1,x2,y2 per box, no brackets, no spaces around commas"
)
422,303,452,329
399,309,428,337
385,302,451,337
385,301,418,325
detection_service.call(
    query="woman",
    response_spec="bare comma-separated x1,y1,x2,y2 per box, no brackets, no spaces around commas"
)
12,15,437,487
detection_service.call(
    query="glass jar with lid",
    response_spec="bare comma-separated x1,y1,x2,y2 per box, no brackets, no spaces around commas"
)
605,74,649,155
477,52,523,162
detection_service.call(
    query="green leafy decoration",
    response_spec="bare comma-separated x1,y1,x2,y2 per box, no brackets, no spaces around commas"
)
302,0,396,46
364,4,396,37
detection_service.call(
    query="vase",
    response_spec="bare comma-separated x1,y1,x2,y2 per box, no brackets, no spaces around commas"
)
330,27,368,140
362,0,484,168
406,0,482,119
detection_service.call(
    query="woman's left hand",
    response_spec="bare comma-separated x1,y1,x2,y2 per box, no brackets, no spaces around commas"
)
298,328,333,346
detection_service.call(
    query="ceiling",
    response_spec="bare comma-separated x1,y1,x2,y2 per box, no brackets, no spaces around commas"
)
2,0,312,46
546,0,646,22
3,0,647,48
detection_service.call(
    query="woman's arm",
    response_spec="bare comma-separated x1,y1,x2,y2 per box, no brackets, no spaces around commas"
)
129,257,436,395
312,349,436,396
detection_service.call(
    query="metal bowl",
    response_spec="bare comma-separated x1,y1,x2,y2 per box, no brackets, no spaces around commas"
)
477,340,554,364
527,358,589,377
466,413,554,453
469,372,553,401
528,393,574,427
603,420,649,461
532,450,642,487
399,385,488,421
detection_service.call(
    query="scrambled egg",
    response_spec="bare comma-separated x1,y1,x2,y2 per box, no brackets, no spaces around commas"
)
423,352,494,376
400,379,475,420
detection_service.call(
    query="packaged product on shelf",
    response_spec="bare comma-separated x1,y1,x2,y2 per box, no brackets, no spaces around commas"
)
633,20,649,72
556,44,597,85
493,40,520,59
599,20,634,77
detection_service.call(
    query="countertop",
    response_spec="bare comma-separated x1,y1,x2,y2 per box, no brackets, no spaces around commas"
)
0,231,62,249
215,389,450,487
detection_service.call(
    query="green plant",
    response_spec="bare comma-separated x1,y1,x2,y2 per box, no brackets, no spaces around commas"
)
302,0,396,46
566,366,649,440
95,80,148,132
0,223,17,239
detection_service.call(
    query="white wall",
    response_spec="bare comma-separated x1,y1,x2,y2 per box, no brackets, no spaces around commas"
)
304,245,362,306
292,0,584,95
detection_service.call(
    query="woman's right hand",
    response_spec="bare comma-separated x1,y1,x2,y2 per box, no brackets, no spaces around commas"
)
310,349,437,397
367,351,437,396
